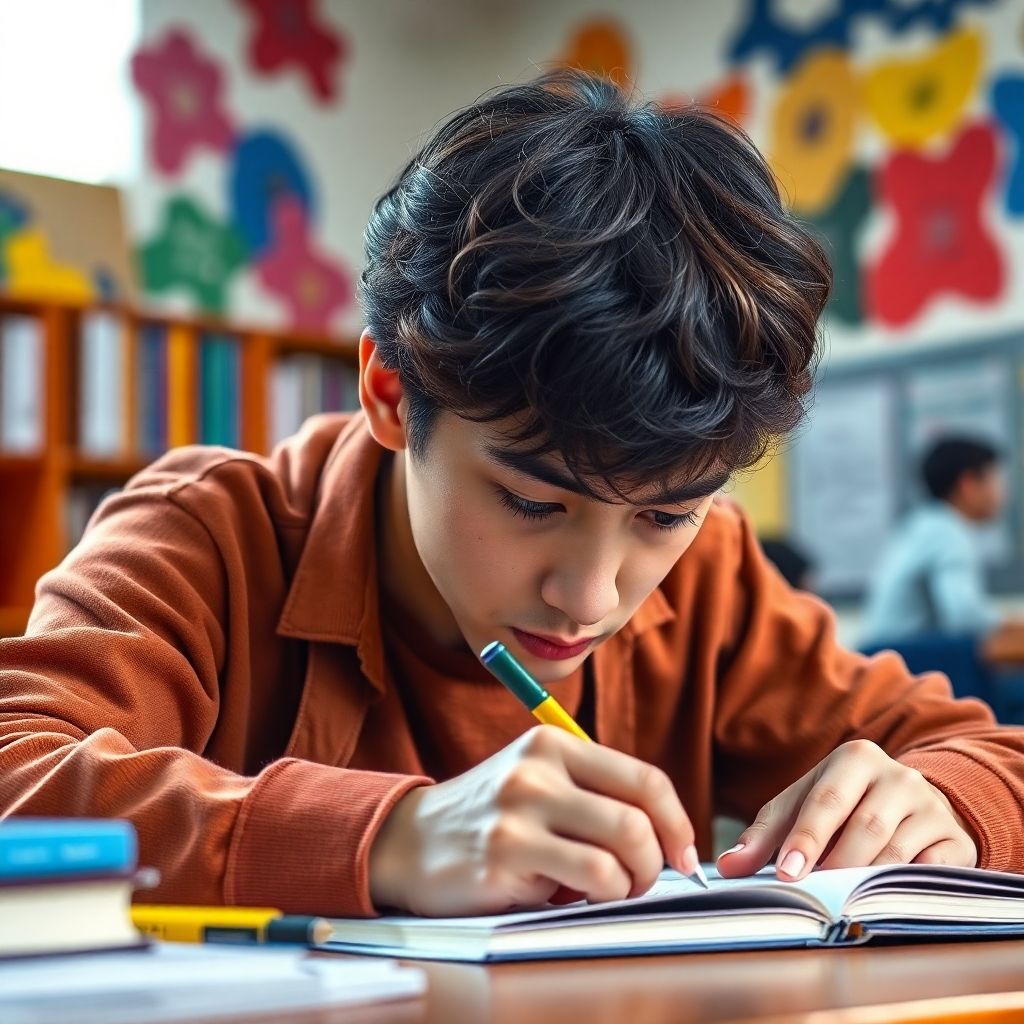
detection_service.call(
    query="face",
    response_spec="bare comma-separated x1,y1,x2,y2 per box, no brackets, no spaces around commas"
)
386,411,724,685
959,464,1006,522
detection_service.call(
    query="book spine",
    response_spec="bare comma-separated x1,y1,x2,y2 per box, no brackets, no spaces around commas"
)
0,315,44,453
270,356,302,446
166,324,194,448
0,824,137,881
79,311,125,457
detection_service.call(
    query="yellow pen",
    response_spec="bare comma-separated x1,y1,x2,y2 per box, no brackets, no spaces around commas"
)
479,640,709,890
131,905,332,946
480,640,591,740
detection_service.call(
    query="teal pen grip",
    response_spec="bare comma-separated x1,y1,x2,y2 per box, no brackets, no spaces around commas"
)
480,641,549,710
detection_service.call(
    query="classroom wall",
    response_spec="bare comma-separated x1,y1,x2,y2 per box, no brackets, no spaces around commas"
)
131,0,1024,346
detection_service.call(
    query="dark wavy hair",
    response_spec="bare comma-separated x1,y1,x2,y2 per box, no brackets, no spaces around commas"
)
359,69,831,496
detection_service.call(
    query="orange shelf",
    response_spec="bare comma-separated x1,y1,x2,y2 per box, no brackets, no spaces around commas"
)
272,334,358,359
0,453,47,472
65,454,150,481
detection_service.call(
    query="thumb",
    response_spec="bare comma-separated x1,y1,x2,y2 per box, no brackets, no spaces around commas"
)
716,793,801,878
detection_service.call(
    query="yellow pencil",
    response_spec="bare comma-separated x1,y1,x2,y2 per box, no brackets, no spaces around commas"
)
131,905,332,945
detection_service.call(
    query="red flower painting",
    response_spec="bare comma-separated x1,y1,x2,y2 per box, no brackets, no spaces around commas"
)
257,196,353,331
867,122,1004,327
131,29,235,175
238,0,348,103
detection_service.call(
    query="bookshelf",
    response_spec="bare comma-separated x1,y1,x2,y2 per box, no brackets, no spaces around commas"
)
0,297,360,637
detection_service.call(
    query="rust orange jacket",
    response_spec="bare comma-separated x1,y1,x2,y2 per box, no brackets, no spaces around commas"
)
1,414,1022,915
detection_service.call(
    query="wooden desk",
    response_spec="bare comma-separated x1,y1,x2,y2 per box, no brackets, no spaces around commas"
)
224,941,1024,1024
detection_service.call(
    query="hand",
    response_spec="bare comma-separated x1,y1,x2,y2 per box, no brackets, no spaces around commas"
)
368,725,698,916
716,740,978,882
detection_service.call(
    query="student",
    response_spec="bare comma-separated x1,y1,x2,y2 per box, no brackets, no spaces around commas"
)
862,437,1009,647
1,71,1021,920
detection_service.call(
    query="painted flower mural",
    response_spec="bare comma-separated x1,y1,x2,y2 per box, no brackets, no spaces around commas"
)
237,0,347,103
769,50,860,215
804,166,872,326
863,28,984,147
139,195,247,314
867,123,1003,327
256,196,353,331
561,17,633,87
131,28,235,176
992,74,1024,216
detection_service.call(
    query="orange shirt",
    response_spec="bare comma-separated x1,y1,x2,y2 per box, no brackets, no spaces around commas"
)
1,413,1022,916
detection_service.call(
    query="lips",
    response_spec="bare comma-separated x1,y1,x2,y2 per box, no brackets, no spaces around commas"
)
510,627,595,661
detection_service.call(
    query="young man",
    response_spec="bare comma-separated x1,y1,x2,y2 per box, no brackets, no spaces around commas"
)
862,437,1007,646
2,72,1022,919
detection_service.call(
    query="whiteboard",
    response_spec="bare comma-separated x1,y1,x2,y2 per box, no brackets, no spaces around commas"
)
790,379,900,593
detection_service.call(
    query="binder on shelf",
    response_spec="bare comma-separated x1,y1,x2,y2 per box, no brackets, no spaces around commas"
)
0,314,44,454
78,311,126,458
136,322,168,456
199,333,240,448
166,323,195,449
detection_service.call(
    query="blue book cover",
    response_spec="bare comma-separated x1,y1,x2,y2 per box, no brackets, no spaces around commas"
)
200,334,240,448
0,818,137,882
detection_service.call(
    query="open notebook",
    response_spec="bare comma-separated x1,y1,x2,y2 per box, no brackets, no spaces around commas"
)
323,863,1024,962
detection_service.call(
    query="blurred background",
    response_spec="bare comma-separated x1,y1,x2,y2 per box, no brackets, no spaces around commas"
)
1,0,1023,697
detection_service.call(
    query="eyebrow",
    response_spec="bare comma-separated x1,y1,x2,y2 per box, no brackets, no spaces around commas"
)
483,444,731,507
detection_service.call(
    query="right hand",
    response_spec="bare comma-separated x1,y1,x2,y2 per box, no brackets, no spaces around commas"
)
368,725,698,917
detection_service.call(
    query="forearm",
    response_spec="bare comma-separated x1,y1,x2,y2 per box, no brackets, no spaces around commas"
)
0,719,431,915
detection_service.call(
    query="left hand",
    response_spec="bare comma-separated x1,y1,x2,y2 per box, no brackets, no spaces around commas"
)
717,740,978,881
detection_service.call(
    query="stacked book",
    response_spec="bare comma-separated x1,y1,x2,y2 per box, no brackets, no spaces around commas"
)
0,314,44,454
270,353,359,447
0,818,149,959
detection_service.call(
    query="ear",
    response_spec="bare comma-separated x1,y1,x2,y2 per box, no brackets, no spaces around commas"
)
358,328,407,452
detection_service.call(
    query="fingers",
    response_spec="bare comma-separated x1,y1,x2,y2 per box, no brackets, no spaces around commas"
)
819,778,915,869
544,728,696,873
862,814,949,867
519,832,634,904
772,749,878,881
536,785,664,898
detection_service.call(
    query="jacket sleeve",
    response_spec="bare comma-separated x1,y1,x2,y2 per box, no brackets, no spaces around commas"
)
711,504,1024,872
0,481,428,916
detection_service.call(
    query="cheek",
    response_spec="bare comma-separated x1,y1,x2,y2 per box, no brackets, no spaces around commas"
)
408,477,533,600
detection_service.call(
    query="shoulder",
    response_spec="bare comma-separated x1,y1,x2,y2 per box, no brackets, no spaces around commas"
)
122,413,357,528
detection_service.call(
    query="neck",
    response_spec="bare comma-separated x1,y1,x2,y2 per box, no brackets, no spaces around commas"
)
376,450,465,649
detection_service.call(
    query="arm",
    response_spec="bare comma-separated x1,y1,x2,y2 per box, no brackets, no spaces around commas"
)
0,478,426,916
711,504,1024,874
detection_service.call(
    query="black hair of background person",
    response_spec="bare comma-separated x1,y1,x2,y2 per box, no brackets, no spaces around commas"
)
359,68,832,496
759,537,814,591
922,437,1000,502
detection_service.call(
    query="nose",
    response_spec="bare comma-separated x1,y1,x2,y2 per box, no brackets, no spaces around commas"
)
539,538,621,629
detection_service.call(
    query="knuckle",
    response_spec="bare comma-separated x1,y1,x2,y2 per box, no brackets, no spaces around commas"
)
878,838,909,863
583,852,628,899
790,824,822,847
636,763,672,803
809,784,846,813
485,817,525,860
841,738,882,760
854,810,890,839
522,725,564,758
617,806,654,847
498,765,549,808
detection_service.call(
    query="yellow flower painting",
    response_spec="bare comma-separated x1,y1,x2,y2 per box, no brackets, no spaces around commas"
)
769,50,859,215
864,28,984,148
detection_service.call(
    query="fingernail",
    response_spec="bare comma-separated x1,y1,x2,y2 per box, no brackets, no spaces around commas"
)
718,843,745,858
780,850,806,877
682,845,700,875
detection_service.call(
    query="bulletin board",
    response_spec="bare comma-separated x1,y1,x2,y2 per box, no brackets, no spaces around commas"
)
787,333,1024,603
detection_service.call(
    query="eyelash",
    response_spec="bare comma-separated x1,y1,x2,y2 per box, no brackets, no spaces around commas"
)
495,487,700,532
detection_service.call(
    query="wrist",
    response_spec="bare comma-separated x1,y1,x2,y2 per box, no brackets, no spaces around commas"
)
368,784,426,911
